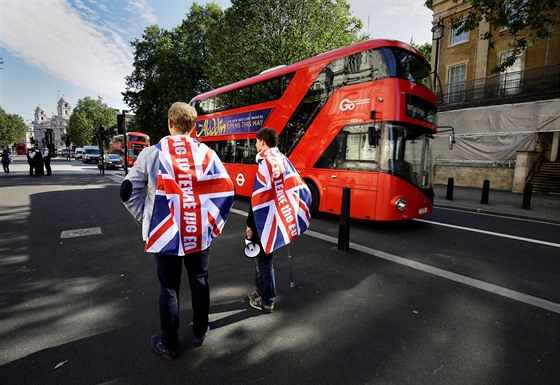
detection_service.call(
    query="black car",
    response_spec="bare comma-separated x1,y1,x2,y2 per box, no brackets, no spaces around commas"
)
98,154,123,169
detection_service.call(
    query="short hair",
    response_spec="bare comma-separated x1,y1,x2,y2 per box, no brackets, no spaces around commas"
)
168,102,197,134
256,127,278,148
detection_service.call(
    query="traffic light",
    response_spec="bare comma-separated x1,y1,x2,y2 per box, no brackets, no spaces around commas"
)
117,114,124,134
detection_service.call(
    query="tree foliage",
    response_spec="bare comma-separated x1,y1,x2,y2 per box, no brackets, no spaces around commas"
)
412,42,432,63
124,0,366,141
123,4,222,141
0,106,28,148
425,0,558,72
207,0,366,87
67,97,116,146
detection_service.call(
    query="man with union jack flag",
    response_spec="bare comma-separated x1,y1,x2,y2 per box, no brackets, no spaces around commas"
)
120,102,234,360
246,128,311,313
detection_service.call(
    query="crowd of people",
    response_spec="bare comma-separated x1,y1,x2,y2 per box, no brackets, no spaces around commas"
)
25,146,52,176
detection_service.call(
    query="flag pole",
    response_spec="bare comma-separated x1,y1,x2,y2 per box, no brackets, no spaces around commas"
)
287,245,295,287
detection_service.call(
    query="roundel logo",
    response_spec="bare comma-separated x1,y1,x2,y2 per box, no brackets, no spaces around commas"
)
339,98,355,111
235,173,245,187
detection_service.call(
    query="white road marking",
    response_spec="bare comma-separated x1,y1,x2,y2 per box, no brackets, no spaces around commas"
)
60,227,103,238
415,218,560,248
229,208,560,313
305,230,560,314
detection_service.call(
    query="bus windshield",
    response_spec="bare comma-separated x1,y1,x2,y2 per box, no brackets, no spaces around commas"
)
381,123,432,190
313,123,432,190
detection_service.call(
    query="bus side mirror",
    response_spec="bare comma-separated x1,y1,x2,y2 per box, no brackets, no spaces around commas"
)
449,133,456,150
368,126,378,147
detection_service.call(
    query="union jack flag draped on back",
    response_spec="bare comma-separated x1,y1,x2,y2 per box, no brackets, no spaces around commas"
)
146,136,234,255
252,147,312,254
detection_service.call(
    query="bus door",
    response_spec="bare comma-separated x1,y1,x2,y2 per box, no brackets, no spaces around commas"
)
322,170,378,220
313,125,380,219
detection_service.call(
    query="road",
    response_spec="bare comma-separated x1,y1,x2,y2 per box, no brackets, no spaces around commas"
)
0,158,558,385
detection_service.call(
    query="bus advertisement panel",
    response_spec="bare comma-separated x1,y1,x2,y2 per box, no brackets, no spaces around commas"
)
110,132,150,167
190,39,437,221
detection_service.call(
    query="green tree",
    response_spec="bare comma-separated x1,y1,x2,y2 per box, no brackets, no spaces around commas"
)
0,106,28,149
207,0,366,87
425,0,558,72
123,3,223,141
67,97,116,146
413,42,432,63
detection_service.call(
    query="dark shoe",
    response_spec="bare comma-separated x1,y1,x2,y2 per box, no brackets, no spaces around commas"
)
247,290,260,301
249,297,274,313
151,335,177,361
194,326,210,347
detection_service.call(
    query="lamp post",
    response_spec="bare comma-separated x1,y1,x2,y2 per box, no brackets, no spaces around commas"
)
431,19,445,102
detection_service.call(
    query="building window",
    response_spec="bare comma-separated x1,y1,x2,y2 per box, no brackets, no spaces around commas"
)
447,63,466,103
450,21,469,45
499,52,523,96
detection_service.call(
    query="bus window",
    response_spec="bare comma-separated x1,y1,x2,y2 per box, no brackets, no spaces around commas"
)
206,139,257,164
314,124,379,171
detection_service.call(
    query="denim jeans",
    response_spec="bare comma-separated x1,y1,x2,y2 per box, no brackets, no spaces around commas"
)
155,247,210,351
254,250,276,306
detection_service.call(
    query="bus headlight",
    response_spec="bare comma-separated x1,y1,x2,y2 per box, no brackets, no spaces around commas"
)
395,197,407,212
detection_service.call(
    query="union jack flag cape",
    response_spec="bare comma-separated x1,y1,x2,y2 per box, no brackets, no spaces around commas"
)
146,136,234,255
252,147,312,254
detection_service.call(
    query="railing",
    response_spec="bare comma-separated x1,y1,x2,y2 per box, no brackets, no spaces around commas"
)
525,146,547,184
437,65,560,111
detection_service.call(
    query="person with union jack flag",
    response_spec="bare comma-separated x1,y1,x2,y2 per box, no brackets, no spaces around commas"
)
120,102,234,360
246,128,312,313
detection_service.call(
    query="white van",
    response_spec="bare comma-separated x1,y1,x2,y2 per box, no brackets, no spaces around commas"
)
75,147,83,160
82,146,100,163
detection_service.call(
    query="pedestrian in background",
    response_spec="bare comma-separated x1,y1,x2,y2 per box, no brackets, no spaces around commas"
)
120,102,234,361
246,127,312,313
1,149,11,173
33,148,43,177
27,147,36,176
42,147,52,175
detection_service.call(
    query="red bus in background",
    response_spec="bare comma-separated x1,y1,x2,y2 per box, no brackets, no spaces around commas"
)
110,132,150,167
15,142,27,155
190,39,437,221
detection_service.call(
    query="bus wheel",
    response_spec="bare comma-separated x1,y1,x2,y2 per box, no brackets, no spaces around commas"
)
306,182,320,216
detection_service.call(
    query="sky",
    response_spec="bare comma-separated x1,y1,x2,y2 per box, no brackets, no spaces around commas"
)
0,0,433,123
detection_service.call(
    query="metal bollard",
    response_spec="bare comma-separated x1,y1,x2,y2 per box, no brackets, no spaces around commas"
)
337,187,350,252
481,180,490,204
522,182,532,210
446,177,454,200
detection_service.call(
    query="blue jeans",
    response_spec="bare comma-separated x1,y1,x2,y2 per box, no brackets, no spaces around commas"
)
155,248,210,351
255,250,276,306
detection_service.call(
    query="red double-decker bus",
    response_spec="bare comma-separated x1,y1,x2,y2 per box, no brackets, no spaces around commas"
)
190,39,437,221
110,132,150,167
15,141,27,155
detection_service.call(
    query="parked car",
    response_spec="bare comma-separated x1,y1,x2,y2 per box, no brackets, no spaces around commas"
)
98,154,123,169
74,147,83,160
82,145,100,163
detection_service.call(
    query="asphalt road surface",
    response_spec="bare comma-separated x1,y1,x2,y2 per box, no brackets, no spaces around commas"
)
0,159,558,385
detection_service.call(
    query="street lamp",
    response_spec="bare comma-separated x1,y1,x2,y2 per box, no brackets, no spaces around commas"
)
431,19,445,101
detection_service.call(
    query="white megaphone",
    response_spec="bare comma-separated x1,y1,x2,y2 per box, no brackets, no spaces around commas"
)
244,237,261,258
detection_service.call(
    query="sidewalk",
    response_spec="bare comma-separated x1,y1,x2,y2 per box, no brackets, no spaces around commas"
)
433,184,560,224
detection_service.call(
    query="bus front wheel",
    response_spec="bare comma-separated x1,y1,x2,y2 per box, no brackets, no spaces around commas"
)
306,182,320,216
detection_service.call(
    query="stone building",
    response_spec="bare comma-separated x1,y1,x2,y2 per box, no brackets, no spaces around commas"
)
32,95,72,153
428,0,559,193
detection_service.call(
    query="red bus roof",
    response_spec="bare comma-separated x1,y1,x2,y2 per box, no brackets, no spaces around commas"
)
191,39,427,101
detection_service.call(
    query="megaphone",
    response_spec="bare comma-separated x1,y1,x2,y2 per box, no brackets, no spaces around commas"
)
244,237,261,258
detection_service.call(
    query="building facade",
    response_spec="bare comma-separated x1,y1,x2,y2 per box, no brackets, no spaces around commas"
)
429,0,559,192
31,95,72,153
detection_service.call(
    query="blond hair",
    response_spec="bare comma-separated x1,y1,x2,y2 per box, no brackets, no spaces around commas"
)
168,102,198,134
